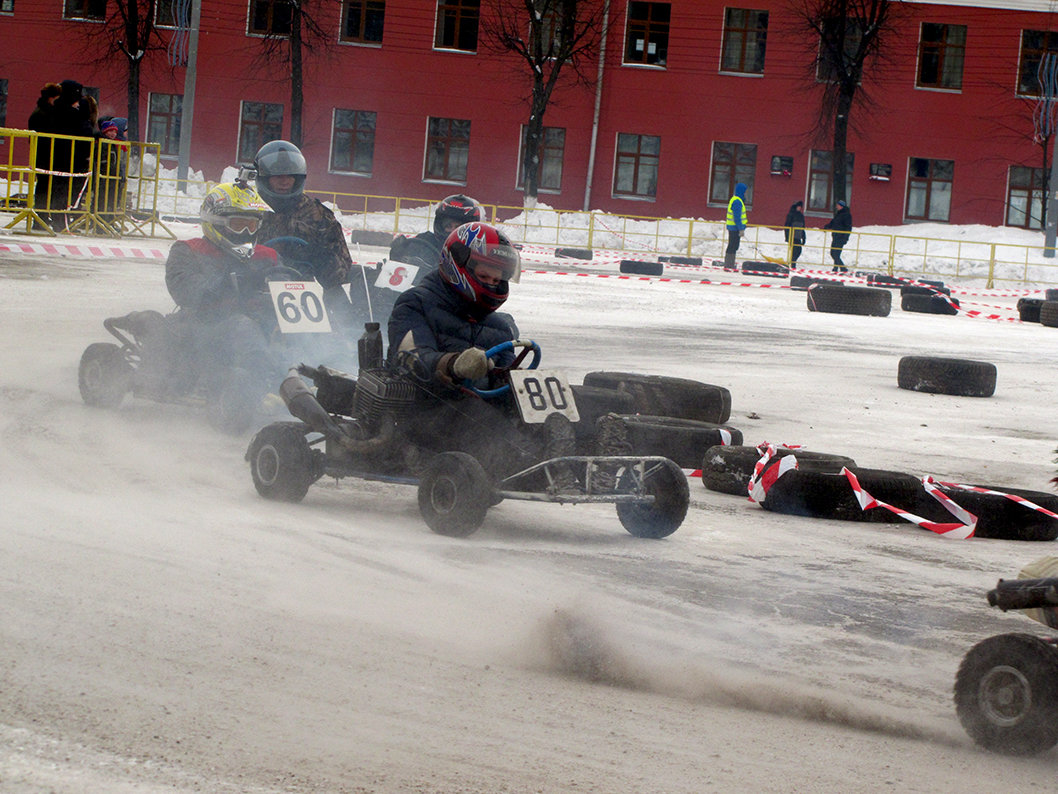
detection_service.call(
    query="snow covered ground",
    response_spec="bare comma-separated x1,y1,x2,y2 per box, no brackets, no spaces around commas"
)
3,220,1058,792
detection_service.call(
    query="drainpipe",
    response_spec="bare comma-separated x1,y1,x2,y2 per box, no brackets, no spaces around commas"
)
177,0,201,192
583,0,611,211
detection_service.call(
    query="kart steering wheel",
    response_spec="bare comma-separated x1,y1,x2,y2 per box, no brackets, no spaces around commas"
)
263,236,312,277
467,339,541,398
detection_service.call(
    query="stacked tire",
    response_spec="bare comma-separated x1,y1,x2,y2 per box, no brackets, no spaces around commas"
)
807,284,891,316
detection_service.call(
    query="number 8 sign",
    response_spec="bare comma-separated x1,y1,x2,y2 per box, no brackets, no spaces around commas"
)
268,280,333,334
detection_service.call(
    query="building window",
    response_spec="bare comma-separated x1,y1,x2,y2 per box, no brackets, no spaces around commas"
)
816,17,864,82
249,0,292,36
807,149,853,212
155,0,179,28
1,1,13,14
517,126,565,192
425,117,470,183
906,157,953,222
917,23,965,90
1006,166,1044,230
238,101,283,163
341,0,385,44
64,0,106,20
0,79,6,126
331,109,376,175
721,9,768,74
147,93,182,157
624,2,669,67
1019,30,1058,96
709,142,756,205
435,0,479,52
613,132,660,199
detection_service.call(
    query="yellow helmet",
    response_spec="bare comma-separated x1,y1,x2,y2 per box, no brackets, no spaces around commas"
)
200,182,270,259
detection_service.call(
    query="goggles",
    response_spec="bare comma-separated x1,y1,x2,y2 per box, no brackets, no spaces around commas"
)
223,215,261,234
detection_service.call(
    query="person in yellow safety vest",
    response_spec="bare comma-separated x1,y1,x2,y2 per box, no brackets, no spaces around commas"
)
723,182,749,271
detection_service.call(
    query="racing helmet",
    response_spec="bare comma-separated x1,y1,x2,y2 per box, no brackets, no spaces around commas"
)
253,139,307,212
433,194,484,238
439,222,521,314
200,182,270,260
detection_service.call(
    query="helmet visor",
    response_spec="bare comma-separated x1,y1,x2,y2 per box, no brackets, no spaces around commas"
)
224,215,262,234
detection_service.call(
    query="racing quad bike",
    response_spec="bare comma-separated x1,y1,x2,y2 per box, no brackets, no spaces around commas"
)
245,340,692,539
78,264,352,434
955,574,1058,755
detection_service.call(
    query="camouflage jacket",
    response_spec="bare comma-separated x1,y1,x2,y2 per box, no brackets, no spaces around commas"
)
257,194,351,289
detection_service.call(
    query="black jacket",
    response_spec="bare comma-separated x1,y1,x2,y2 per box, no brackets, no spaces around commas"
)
387,270,517,396
824,206,853,246
783,203,806,244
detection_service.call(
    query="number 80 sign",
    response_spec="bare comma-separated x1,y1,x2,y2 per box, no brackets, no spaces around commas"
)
268,281,333,334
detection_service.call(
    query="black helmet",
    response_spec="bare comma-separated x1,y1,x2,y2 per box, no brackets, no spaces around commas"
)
253,140,307,212
433,194,483,238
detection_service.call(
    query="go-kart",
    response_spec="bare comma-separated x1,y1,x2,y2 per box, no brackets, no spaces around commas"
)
78,261,355,433
245,340,692,539
955,575,1058,755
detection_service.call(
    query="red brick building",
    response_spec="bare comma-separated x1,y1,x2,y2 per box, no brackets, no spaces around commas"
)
2,0,1056,229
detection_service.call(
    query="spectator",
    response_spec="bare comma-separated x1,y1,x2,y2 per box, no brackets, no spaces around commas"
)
48,80,95,229
783,200,806,268
26,82,61,225
824,199,853,273
96,118,129,215
723,182,748,271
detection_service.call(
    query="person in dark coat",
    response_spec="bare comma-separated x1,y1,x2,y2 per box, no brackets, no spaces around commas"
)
823,199,853,273
46,80,95,226
387,221,574,484
783,200,806,267
389,194,484,268
26,82,61,223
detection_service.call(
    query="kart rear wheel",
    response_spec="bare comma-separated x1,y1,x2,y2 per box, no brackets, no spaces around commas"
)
78,342,133,408
247,422,318,502
955,633,1058,756
616,458,688,539
418,452,491,537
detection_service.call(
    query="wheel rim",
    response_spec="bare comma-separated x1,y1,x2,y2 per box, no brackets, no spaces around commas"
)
979,665,1033,726
428,476,458,515
255,445,281,487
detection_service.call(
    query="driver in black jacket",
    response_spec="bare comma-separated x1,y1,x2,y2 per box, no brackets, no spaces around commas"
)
387,221,574,483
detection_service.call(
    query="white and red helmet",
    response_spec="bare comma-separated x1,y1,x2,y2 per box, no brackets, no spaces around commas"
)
439,222,521,314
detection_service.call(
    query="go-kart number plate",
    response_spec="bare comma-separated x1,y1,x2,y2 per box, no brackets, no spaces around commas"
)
269,281,333,334
509,370,580,424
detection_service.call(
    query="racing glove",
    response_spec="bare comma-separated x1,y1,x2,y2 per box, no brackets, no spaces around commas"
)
449,347,491,380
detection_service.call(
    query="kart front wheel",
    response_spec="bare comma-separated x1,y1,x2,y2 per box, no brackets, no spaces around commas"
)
78,342,133,408
247,422,319,502
418,452,491,537
616,458,688,539
954,632,1058,755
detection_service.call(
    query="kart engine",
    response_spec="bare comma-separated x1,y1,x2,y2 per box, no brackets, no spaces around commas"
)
352,368,418,430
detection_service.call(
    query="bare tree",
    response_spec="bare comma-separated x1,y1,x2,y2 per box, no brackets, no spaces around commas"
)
481,0,606,204
253,0,333,148
790,0,899,204
80,0,168,140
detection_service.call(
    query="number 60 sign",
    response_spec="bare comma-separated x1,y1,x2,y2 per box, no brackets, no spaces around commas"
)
267,280,333,334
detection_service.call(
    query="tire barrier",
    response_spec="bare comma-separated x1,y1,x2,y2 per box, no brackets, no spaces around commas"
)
619,259,664,276
900,293,960,315
866,273,907,288
759,467,925,522
790,275,844,292
1018,297,1043,323
909,483,1058,541
582,371,732,424
741,260,789,278
897,355,997,397
1041,300,1058,328
701,445,857,496
901,284,950,296
1046,288,1058,301
601,415,743,469
659,255,703,266
555,247,593,260
807,284,892,316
